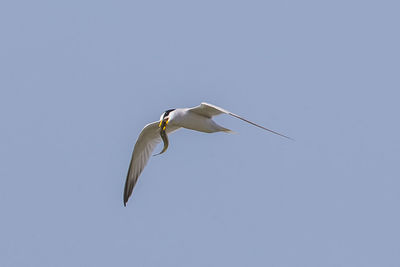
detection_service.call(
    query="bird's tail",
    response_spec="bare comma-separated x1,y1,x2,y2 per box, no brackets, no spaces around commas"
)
210,119,235,134
221,127,236,134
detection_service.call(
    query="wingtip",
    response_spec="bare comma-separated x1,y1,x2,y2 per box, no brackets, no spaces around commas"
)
280,134,295,141
123,188,129,207
123,192,131,206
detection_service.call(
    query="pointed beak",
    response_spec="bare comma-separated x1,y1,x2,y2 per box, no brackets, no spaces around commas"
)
159,118,169,130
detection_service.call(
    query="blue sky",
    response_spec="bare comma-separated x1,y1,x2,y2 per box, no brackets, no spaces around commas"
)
1,0,399,266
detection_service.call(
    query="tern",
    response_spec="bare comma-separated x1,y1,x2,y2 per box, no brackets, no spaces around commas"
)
123,102,291,206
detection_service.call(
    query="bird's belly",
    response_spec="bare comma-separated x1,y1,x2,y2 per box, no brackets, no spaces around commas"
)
176,113,221,133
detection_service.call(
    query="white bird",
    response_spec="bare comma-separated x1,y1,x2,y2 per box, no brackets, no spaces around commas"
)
123,102,291,206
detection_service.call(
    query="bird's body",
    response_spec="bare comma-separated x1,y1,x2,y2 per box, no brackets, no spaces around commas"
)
123,102,291,206
168,108,232,133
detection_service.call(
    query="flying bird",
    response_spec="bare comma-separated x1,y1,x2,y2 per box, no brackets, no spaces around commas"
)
123,102,291,206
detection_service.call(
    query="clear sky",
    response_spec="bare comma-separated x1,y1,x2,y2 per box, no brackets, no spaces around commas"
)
1,0,399,266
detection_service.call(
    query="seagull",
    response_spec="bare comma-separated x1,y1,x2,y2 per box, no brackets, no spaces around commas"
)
123,102,291,206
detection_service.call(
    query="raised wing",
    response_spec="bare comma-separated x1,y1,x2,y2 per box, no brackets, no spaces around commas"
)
124,122,180,206
188,102,230,118
189,102,292,140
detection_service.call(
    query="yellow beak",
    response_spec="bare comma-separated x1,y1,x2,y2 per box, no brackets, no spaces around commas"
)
159,118,169,130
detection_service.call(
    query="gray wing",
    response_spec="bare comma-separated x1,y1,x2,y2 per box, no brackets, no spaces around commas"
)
124,121,180,206
189,102,292,139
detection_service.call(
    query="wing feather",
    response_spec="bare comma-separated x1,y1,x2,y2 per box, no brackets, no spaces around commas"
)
124,121,180,206
188,102,229,118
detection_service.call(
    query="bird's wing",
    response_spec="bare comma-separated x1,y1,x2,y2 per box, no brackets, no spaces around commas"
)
188,102,230,118
124,121,180,206
189,102,292,140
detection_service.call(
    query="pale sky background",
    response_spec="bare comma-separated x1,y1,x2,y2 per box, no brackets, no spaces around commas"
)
1,0,399,266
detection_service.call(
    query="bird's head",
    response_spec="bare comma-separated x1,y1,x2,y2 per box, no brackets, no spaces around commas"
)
159,109,175,130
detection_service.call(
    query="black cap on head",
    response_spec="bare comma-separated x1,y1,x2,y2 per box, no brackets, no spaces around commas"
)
164,109,175,115
162,109,175,118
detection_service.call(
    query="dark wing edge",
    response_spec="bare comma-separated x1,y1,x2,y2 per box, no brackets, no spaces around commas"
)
123,122,181,206
123,158,135,206
123,122,160,206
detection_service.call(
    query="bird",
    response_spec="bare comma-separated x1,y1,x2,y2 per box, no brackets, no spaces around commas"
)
123,102,291,206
